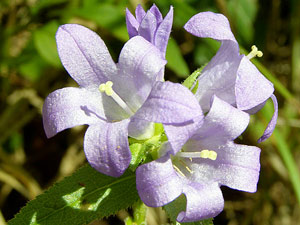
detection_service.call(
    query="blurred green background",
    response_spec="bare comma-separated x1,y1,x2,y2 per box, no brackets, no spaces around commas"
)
0,0,299,224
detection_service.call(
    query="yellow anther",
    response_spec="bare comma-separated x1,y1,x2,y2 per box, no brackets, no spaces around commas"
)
98,81,135,116
200,150,217,160
99,81,114,96
247,45,263,60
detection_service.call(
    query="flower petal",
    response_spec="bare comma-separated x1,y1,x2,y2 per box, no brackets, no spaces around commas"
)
184,142,261,193
154,6,173,56
149,4,163,24
84,119,131,177
128,118,155,140
134,81,203,124
116,36,166,111
177,182,224,222
258,94,278,142
42,87,105,138
184,11,237,43
125,8,139,38
164,115,203,155
138,10,157,43
136,156,183,207
56,24,117,88
194,41,242,112
191,96,250,143
236,56,274,111
135,4,146,23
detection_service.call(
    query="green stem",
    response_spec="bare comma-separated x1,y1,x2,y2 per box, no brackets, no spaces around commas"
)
272,129,300,204
133,200,147,225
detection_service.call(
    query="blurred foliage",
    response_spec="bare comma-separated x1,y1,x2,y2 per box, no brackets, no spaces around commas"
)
0,0,300,224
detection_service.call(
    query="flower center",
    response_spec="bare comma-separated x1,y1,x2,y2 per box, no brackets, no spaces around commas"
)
99,81,135,116
247,45,263,60
172,150,218,177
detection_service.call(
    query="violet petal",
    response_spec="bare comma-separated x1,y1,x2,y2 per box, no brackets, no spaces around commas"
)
56,24,117,88
154,6,173,56
42,87,105,138
194,41,242,112
149,4,163,24
177,182,224,222
138,10,157,43
236,56,274,111
258,94,278,142
164,115,203,155
128,118,155,140
125,8,139,38
116,36,166,111
185,142,261,193
135,4,146,23
136,156,183,207
184,11,237,43
191,95,250,143
134,81,202,124
84,119,131,177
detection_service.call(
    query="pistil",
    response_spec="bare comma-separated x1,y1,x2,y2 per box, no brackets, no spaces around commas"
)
177,150,217,161
247,45,263,60
99,81,134,116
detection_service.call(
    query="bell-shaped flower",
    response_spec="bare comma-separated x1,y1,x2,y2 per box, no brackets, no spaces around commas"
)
42,24,202,177
136,96,261,222
126,4,173,57
184,12,278,142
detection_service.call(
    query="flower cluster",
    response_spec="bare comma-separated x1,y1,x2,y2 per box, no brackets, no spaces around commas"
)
42,4,277,223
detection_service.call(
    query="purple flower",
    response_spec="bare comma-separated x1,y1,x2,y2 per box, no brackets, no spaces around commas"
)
136,96,261,222
184,12,278,142
126,4,173,57
42,24,201,177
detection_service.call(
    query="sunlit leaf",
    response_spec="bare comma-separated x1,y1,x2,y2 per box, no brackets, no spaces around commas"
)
33,21,61,67
166,38,190,78
8,165,138,225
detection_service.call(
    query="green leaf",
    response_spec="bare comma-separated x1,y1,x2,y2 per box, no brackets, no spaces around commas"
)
227,0,258,44
164,195,213,225
166,38,190,78
74,3,128,41
33,21,61,67
8,164,138,225
19,56,47,82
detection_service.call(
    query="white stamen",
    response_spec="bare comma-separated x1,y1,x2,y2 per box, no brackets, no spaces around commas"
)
179,160,193,174
177,150,218,161
99,81,134,116
247,45,263,60
173,165,186,177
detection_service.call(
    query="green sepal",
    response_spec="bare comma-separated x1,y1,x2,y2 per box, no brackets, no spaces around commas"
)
8,164,139,225
182,64,207,94
129,123,167,170
163,195,214,225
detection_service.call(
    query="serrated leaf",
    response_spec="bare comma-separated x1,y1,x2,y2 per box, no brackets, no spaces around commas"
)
166,38,190,78
8,164,138,225
163,195,213,225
